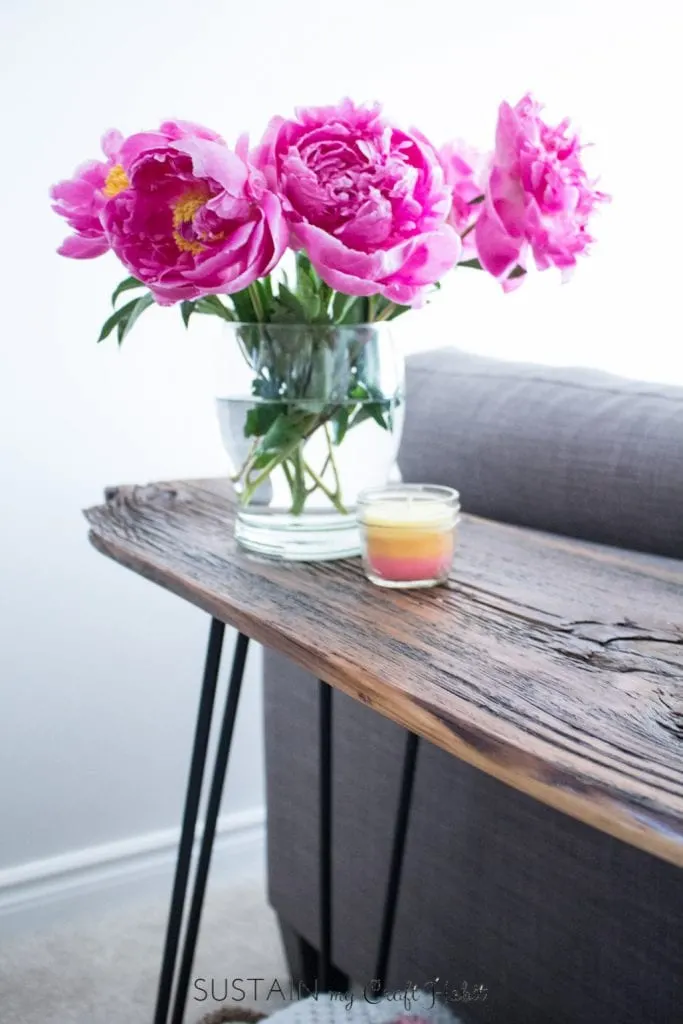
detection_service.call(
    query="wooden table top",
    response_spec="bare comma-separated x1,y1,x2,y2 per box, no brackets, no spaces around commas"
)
85,478,683,868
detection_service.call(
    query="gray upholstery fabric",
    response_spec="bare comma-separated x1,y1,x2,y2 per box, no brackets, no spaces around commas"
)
399,350,683,558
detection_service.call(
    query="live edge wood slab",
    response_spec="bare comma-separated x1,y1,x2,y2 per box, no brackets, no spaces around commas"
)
85,478,683,868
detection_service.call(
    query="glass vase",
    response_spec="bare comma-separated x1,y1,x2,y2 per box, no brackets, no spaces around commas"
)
215,322,405,561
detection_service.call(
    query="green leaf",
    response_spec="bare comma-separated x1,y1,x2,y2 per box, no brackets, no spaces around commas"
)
509,265,526,279
374,297,411,321
181,294,237,325
260,413,301,451
261,274,274,307
458,258,483,270
386,303,411,320
111,277,144,307
295,253,329,322
468,194,485,206
180,300,196,328
257,278,275,319
251,377,269,399
251,451,276,471
348,395,392,432
118,293,155,345
277,284,308,321
366,401,389,429
97,298,140,343
333,292,363,324
229,287,258,323
318,282,333,320
195,295,235,321
332,406,350,445
244,403,281,438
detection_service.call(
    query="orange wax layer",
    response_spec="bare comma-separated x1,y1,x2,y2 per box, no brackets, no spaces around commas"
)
364,526,454,560
364,526,455,581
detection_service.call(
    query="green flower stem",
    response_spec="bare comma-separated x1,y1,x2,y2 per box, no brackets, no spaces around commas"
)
306,453,331,495
289,446,308,515
230,438,259,484
302,458,347,515
282,459,294,494
374,302,396,322
240,435,305,506
248,282,265,321
237,411,352,516
323,423,342,497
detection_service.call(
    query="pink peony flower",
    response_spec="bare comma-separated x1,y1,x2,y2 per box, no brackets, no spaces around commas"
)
439,141,489,261
50,130,124,258
100,130,287,305
475,94,609,287
50,121,226,262
255,99,461,306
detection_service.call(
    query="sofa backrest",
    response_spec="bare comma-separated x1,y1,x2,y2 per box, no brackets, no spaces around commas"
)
398,349,683,558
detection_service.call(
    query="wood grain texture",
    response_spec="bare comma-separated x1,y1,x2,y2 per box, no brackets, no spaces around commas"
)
84,478,683,868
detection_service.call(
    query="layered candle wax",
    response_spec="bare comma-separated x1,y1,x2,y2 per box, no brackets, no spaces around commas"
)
357,485,460,588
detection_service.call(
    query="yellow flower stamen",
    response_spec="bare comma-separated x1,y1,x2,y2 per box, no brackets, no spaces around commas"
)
173,234,205,255
103,164,129,198
171,185,212,255
172,186,211,227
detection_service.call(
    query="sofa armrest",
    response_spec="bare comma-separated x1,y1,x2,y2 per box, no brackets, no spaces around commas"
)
398,349,683,558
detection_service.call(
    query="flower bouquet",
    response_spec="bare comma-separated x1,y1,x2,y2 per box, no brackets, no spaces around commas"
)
52,95,606,560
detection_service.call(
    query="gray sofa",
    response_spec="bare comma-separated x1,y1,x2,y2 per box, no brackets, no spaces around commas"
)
263,349,683,1024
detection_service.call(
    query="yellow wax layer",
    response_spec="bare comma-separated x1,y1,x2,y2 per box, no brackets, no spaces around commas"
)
361,500,455,530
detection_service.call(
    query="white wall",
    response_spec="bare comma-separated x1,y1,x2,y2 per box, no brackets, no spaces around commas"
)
1,0,682,904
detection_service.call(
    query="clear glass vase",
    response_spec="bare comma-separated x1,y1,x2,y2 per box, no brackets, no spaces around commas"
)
215,322,405,561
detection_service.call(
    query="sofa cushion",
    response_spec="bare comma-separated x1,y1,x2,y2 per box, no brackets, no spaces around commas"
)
398,349,683,558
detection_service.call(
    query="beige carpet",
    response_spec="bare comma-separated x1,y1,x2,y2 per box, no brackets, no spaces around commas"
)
0,877,287,1024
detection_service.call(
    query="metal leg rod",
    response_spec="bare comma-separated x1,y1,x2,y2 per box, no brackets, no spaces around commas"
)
318,680,333,993
169,631,250,1024
153,617,226,1024
374,731,420,989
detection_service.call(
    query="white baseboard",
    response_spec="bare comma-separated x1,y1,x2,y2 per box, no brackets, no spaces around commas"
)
0,806,266,933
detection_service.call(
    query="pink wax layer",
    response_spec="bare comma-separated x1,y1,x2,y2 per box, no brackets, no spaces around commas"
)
368,553,453,582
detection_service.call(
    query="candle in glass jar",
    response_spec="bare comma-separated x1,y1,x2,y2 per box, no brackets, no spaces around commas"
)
357,485,460,588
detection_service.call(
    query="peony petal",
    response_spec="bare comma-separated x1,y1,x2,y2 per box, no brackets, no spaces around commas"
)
311,261,379,297
159,120,224,143
475,201,523,279
182,222,257,281
171,137,248,194
50,175,101,206
119,132,175,171
258,191,288,274
380,226,461,287
235,133,250,162
376,279,428,306
334,195,393,248
57,233,110,259
101,129,124,161
296,222,385,282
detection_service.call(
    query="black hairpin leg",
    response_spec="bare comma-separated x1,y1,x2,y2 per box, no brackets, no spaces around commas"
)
374,731,420,990
153,618,226,1024
316,684,419,997
153,620,250,1024
318,679,333,993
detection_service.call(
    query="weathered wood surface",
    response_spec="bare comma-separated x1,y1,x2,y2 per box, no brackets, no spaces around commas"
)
85,478,683,867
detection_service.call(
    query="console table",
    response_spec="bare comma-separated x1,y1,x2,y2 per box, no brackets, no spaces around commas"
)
85,477,683,1024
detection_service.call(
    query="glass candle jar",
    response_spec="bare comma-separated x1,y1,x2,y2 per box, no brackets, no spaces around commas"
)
356,484,460,588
